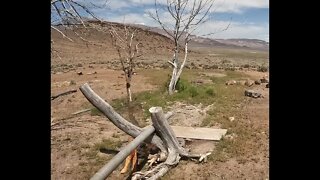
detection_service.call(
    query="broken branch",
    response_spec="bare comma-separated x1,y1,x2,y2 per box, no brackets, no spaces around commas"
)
51,89,77,100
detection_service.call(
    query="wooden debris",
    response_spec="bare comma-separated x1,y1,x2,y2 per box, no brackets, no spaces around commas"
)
171,126,227,141
51,89,77,100
71,108,91,115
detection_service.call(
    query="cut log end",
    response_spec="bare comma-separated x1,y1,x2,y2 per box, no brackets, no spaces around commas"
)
149,107,162,113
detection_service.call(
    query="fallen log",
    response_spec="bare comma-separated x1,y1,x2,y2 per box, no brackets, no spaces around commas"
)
79,83,167,153
51,89,77,100
90,126,156,180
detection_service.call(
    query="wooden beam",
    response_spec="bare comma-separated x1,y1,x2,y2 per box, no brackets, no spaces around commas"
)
171,126,227,141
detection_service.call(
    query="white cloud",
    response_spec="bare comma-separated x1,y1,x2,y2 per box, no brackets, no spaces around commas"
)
107,13,154,25
107,0,131,9
130,0,166,5
84,0,268,41
131,0,269,13
212,0,269,13
199,20,269,41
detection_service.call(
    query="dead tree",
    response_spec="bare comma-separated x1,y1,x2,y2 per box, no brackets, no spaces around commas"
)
80,83,211,179
148,0,215,95
51,0,108,57
109,25,145,174
109,25,142,103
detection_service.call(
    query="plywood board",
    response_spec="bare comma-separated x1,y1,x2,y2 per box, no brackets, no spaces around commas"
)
171,126,227,141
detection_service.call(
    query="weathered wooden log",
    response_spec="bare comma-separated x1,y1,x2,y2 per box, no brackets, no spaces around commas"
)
90,126,156,180
132,107,204,179
79,83,166,152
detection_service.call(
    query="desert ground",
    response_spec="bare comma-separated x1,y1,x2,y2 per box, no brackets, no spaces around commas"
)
51,22,269,180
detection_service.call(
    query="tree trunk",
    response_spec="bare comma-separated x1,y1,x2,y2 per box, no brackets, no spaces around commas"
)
168,49,179,95
168,65,178,95
126,77,132,103
168,32,189,95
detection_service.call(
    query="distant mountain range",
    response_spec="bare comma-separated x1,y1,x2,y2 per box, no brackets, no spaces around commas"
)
130,23,269,51
58,20,269,51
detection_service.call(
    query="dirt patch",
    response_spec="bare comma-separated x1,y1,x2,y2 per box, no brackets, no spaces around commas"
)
200,72,226,78
168,102,215,127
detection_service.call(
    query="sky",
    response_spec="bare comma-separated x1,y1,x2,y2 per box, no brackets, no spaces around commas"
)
70,0,269,42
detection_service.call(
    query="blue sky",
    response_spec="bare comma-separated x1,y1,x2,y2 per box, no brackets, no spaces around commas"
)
70,0,269,42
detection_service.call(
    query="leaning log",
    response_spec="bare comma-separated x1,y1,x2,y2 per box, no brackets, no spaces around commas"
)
90,126,156,180
79,83,166,153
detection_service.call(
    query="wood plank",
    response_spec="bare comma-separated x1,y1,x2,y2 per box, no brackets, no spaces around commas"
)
171,126,227,141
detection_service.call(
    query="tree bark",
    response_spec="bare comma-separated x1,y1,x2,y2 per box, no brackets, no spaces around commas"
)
168,50,179,95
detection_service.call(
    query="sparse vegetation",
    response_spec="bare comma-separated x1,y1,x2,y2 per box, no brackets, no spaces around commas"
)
258,65,268,72
90,107,103,116
70,80,76,85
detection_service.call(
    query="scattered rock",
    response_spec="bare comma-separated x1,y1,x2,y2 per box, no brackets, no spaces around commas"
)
266,83,269,88
261,76,269,83
254,80,261,85
87,71,97,75
237,80,246,85
245,79,254,87
76,63,83,67
245,90,262,98
226,80,237,85
225,133,237,140
77,71,83,75
229,117,235,122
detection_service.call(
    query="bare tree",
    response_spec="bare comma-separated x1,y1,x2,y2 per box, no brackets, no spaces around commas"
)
109,23,144,174
51,0,108,42
109,25,142,104
148,0,215,95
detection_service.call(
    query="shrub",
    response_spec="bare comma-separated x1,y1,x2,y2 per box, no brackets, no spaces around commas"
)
188,86,199,97
258,66,268,72
205,88,215,96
